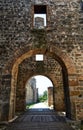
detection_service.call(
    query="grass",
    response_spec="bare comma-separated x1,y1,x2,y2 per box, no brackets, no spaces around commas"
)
26,103,36,109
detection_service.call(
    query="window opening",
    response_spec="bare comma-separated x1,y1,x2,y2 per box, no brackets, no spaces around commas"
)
35,54,44,61
34,5,47,29
80,0,83,11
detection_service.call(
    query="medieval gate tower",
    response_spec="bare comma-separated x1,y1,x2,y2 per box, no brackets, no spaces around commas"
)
0,0,83,121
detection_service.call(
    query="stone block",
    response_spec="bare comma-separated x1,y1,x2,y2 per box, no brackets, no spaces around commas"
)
69,80,79,86
70,91,80,96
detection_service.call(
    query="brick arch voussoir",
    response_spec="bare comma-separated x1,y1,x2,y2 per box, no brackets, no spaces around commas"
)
4,44,76,76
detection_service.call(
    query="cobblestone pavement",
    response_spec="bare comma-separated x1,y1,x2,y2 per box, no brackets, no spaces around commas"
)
5,108,74,130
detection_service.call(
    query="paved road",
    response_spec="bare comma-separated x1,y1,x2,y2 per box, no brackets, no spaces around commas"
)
6,103,74,130
30,102,50,109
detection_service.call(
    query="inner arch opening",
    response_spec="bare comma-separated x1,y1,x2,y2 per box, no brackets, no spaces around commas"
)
25,75,53,109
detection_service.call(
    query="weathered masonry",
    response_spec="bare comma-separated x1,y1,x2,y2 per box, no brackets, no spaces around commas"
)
25,78,38,105
0,0,83,121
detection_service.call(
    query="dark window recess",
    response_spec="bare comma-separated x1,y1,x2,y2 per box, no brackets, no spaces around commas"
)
80,0,83,11
34,5,46,14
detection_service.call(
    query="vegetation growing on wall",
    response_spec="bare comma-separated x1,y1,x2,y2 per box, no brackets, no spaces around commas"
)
31,29,47,48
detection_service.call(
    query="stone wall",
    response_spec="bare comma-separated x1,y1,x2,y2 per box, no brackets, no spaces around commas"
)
16,77,38,111
0,0,83,121
26,77,38,105
48,87,53,107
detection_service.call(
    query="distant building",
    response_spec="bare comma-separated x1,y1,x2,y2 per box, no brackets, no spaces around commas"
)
34,17,44,28
26,78,38,104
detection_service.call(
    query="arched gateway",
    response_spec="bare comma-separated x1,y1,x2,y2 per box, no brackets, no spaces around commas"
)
0,0,83,122
1,46,78,121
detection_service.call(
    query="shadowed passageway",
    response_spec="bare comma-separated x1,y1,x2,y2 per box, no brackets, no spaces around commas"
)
6,108,74,130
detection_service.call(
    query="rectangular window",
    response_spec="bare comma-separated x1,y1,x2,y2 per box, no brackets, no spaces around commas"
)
35,54,44,61
34,5,47,29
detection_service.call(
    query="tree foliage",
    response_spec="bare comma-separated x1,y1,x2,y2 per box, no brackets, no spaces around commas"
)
39,90,47,102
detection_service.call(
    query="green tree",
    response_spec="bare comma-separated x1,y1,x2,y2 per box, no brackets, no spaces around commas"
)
39,90,47,102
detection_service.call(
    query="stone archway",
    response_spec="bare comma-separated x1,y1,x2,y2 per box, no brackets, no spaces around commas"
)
7,47,77,121
25,75,54,109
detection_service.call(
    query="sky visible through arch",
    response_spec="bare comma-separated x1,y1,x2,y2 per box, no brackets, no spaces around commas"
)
35,75,53,95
